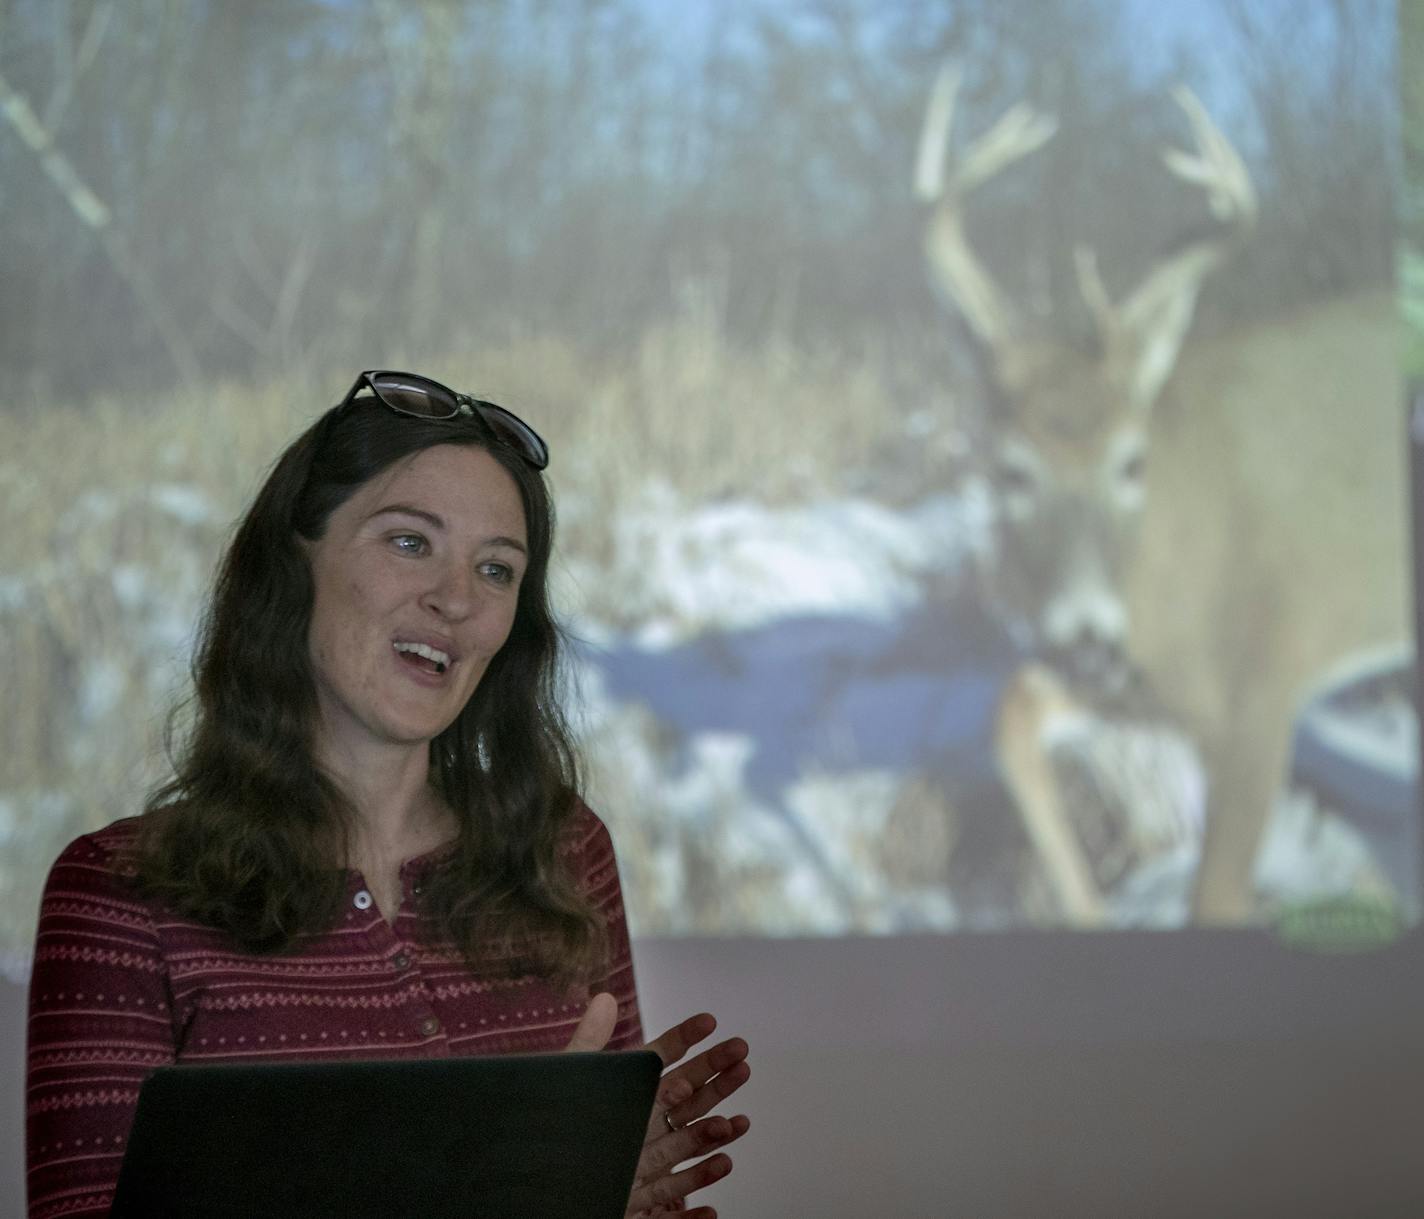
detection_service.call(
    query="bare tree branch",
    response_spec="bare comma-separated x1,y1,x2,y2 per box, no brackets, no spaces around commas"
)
0,64,201,392
43,1,113,132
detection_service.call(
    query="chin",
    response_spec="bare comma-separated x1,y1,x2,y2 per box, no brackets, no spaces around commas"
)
379,709,460,747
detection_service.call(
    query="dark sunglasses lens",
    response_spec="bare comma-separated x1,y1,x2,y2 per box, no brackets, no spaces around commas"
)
358,373,548,467
370,374,457,419
477,404,549,469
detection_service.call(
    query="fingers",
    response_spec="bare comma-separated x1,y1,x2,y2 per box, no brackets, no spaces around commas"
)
660,1035,748,1099
667,1055,750,1129
677,1035,749,1089
656,1034,748,1117
564,991,617,1052
644,1032,750,1144
655,1073,694,1115
638,1113,750,1183
644,1045,748,1142
626,1151,734,1216
644,1011,717,1069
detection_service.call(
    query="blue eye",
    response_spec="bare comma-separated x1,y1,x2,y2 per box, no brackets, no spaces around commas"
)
481,562,516,585
392,534,427,554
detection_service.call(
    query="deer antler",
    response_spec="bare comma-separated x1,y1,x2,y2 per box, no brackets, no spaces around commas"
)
1085,87,1258,409
916,63,1058,352
1161,86,1257,229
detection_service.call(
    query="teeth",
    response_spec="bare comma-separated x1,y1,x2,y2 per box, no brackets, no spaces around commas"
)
393,641,452,669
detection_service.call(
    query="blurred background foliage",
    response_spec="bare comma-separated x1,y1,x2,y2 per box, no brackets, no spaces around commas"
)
0,0,1397,408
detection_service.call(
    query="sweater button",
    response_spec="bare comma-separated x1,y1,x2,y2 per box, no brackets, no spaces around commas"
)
419,1016,441,1037
353,890,373,910
392,952,411,971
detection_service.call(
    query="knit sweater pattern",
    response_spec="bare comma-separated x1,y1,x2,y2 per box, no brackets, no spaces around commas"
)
25,805,643,1219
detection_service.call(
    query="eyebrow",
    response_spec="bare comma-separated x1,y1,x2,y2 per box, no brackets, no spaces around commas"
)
367,504,528,554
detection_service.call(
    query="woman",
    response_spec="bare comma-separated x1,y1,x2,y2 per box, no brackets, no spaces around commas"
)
25,371,750,1218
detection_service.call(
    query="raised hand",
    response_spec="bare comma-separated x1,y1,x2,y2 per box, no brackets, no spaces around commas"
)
626,1011,751,1219
565,999,750,1218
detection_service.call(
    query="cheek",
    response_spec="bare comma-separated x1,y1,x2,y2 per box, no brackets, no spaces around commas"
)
308,571,387,680
476,605,520,667
462,606,520,687
452,598,517,665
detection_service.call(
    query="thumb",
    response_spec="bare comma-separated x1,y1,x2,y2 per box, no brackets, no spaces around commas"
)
565,991,618,1052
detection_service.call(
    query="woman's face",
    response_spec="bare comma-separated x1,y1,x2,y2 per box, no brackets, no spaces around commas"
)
304,443,528,764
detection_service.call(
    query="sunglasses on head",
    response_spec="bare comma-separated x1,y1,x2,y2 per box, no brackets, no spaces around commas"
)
338,370,550,470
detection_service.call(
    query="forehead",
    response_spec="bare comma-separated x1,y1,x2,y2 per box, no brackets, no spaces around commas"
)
341,444,527,538
994,347,1145,467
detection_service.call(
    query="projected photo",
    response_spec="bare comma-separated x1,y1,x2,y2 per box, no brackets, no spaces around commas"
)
0,0,1410,965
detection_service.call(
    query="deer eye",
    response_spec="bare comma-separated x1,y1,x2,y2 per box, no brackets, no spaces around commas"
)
1109,445,1148,511
996,459,1037,497
993,455,1040,520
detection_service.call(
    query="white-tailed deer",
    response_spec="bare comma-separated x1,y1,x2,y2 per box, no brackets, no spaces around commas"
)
916,66,1407,923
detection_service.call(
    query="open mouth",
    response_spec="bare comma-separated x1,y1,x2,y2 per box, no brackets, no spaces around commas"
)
393,640,452,676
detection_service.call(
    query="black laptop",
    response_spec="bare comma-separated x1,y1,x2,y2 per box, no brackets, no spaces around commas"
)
110,1050,662,1218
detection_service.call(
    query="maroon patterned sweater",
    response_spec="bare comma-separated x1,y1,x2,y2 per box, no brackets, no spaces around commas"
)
25,806,644,1219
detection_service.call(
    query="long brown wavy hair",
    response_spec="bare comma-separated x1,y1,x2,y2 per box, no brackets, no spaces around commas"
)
131,392,605,987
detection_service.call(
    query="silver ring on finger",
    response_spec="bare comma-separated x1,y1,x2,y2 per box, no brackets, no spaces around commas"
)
662,1109,679,1134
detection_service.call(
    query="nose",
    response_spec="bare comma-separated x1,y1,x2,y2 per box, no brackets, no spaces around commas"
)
1043,628,1128,691
1041,575,1130,692
421,558,477,621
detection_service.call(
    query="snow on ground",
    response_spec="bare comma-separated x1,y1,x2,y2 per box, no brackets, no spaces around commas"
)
1255,787,1396,910
561,483,996,933
2,482,224,972
556,479,989,646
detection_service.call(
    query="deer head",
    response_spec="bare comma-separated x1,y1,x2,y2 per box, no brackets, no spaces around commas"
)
916,67,1256,692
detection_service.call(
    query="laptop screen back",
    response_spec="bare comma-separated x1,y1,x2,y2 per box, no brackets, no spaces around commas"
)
110,1050,661,1219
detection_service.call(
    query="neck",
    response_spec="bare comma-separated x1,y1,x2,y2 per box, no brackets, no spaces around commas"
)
314,738,454,863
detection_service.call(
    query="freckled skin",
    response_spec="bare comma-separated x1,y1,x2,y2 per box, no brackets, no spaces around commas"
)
304,444,528,763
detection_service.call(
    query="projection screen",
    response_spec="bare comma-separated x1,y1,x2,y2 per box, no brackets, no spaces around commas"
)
1,0,1419,1210
0,0,1410,958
